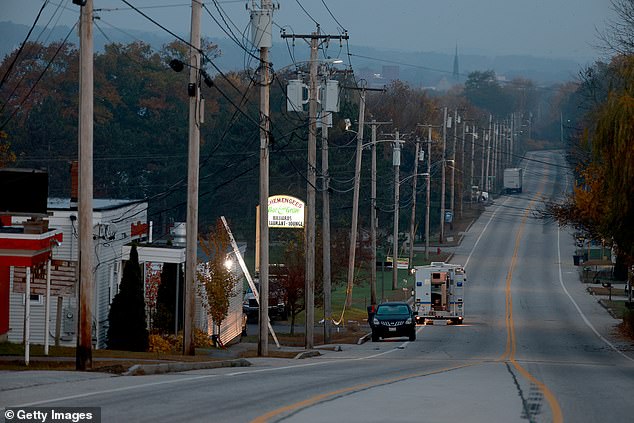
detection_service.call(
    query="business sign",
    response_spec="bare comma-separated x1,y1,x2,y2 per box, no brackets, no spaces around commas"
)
268,195,305,228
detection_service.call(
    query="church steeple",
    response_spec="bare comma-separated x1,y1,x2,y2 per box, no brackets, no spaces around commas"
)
452,43,459,82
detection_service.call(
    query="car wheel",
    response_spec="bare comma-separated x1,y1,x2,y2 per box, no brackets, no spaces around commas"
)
371,332,379,342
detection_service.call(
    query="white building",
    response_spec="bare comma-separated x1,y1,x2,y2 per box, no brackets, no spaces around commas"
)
7,198,148,349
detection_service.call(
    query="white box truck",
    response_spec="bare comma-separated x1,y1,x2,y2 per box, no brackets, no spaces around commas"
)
503,167,523,194
414,262,465,325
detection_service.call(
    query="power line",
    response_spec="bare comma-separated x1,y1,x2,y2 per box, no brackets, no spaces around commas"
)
320,0,346,32
0,0,49,90
294,0,319,26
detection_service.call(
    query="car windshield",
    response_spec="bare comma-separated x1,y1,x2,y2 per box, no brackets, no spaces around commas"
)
376,304,409,315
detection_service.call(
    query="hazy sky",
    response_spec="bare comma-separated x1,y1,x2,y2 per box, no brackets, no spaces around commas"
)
3,0,616,61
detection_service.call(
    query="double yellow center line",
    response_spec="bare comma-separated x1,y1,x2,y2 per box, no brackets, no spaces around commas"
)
497,190,563,423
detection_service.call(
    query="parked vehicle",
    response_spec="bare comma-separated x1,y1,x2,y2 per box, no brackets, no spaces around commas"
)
503,167,523,194
369,302,417,342
414,262,465,325
242,265,289,322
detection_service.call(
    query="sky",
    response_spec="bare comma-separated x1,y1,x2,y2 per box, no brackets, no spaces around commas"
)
2,0,617,61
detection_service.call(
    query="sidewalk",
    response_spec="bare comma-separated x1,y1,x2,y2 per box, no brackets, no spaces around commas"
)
0,341,329,381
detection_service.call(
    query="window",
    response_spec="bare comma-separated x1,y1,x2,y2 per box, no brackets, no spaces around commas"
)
24,294,43,305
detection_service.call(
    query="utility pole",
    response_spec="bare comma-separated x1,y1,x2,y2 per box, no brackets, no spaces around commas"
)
345,86,365,308
253,0,273,356
183,0,202,356
450,109,458,221
440,107,447,244
470,125,477,206
485,115,492,193
460,118,466,218
425,126,432,260
392,130,403,291
368,119,391,306
281,29,348,350
408,138,420,271
480,128,485,195
305,32,318,350
77,0,94,371
322,113,331,343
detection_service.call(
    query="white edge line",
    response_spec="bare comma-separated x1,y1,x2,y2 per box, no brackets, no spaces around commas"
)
464,197,510,270
557,225,634,363
6,348,405,408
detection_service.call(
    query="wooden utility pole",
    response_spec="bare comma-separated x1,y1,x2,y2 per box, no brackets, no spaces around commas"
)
77,0,94,371
304,33,318,349
450,109,458,219
183,0,202,356
392,131,403,290
440,107,447,244
254,0,273,356
368,119,391,306
460,118,466,218
470,125,477,205
322,115,331,343
425,126,432,260
408,139,420,270
280,29,348,350
485,115,492,193
345,86,365,307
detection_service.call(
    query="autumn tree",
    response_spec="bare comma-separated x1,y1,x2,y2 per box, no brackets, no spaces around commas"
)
543,55,634,269
107,244,149,351
0,131,15,167
197,219,238,341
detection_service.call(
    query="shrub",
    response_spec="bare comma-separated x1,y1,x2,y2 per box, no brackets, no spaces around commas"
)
148,334,173,353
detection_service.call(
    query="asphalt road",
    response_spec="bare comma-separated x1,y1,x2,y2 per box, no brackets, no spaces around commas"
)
2,151,633,423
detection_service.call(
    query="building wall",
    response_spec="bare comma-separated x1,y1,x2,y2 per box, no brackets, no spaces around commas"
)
7,202,146,348
0,266,9,339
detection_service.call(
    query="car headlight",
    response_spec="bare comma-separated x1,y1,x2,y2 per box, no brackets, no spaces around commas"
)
405,317,412,325
372,317,380,325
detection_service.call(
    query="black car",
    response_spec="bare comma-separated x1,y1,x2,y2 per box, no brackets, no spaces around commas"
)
370,302,417,342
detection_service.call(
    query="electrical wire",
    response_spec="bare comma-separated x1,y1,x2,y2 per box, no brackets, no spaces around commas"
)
294,0,319,27
320,0,346,32
0,0,48,90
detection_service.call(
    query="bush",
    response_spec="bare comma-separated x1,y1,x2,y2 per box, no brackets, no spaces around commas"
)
148,335,173,353
147,328,212,353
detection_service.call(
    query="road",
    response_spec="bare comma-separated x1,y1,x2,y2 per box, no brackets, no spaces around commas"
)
2,150,634,422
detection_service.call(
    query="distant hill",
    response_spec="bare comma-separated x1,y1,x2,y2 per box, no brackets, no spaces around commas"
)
1,21,587,87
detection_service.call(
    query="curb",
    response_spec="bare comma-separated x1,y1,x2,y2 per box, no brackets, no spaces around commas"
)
294,350,321,359
357,333,371,345
123,358,251,376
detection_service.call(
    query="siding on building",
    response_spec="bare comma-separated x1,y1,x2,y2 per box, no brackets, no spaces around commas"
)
8,200,147,348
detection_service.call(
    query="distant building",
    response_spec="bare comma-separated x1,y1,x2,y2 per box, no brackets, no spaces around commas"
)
382,65,400,82
453,44,460,82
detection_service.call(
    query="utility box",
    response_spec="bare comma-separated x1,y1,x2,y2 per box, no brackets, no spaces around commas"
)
286,79,305,112
250,9,273,48
322,80,339,112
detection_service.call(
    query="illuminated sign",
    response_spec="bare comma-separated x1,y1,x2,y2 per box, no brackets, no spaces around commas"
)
268,195,305,228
